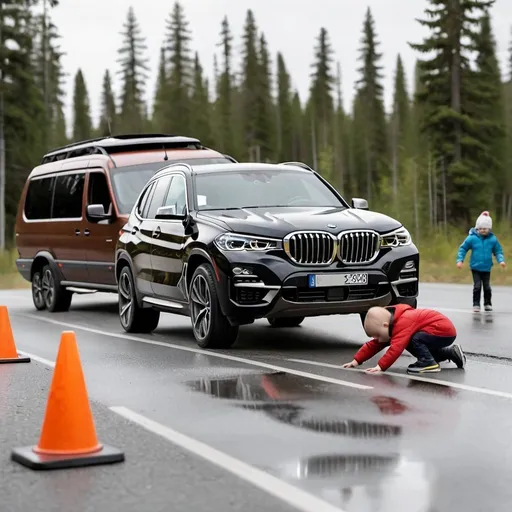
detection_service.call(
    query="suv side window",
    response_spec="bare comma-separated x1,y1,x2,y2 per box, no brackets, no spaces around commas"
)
52,173,85,219
24,176,55,220
88,172,112,215
146,177,172,219
163,175,187,215
138,182,155,218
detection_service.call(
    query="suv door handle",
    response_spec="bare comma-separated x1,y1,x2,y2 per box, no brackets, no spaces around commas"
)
152,227,161,239
84,229,90,236
131,226,139,234
75,229,80,236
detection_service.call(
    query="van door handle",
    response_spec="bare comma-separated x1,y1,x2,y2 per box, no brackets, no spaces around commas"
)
84,229,90,236
75,229,80,236
152,227,161,239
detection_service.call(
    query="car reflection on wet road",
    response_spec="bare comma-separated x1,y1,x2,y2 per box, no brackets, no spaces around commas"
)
2,285,512,512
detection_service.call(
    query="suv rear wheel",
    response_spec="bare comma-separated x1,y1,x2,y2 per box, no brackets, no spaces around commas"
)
189,264,238,349
118,266,160,333
41,265,72,312
268,317,304,328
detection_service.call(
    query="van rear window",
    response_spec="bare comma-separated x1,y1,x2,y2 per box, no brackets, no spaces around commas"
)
24,177,55,220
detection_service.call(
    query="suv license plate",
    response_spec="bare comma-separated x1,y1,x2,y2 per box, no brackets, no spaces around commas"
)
308,273,368,288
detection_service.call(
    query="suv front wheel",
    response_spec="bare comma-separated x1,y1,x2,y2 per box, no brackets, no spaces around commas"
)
118,266,160,333
189,264,239,349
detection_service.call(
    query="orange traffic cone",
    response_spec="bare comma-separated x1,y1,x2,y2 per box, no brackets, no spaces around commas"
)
11,331,124,470
0,305,30,364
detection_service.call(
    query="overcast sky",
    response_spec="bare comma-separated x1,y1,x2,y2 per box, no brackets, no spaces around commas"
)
49,0,511,132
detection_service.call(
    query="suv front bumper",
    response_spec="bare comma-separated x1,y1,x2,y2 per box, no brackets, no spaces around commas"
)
212,245,419,324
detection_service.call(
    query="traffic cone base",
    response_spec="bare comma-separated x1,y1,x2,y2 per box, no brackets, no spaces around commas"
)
11,444,124,470
0,355,31,363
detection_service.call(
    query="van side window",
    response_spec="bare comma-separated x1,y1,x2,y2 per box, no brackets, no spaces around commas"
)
88,172,112,215
52,173,85,219
24,177,55,220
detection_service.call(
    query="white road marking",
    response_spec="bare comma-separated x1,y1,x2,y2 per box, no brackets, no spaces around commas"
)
17,350,55,367
110,406,347,512
421,306,506,315
286,358,512,400
14,313,372,390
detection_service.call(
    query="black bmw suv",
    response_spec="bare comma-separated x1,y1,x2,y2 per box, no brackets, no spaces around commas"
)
115,161,419,348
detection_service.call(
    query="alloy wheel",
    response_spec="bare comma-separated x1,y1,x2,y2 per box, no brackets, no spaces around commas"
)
42,268,54,309
118,271,133,328
32,272,45,309
190,274,211,340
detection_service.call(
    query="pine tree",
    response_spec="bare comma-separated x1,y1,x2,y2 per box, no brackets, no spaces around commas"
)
474,13,506,216
240,9,260,159
215,16,234,153
1,1,45,245
389,54,410,211
309,27,335,158
72,69,92,141
152,47,167,132
117,6,149,133
354,7,388,202
255,33,274,161
190,53,213,146
98,70,116,136
333,62,347,192
164,1,193,134
276,52,293,162
503,27,512,219
33,2,66,150
409,0,495,224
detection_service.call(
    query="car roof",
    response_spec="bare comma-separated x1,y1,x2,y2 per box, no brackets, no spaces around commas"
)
156,162,313,176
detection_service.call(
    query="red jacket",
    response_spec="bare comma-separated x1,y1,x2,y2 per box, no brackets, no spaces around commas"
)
353,304,457,371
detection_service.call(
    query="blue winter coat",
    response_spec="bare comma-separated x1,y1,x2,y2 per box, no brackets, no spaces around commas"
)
456,228,505,272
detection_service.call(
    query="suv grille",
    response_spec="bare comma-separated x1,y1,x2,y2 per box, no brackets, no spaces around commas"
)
338,231,380,264
284,232,336,265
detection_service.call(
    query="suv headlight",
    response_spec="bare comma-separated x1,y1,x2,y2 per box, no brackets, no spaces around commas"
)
380,227,411,247
214,233,282,252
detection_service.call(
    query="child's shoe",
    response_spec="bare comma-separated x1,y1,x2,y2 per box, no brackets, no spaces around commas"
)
407,361,441,374
484,305,492,312
450,344,466,369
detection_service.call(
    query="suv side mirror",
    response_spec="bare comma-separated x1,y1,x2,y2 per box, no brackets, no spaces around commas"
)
87,204,111,220
351,198,369,210
156,205,186,220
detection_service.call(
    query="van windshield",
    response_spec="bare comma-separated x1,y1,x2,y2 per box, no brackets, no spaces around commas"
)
110,157,231,214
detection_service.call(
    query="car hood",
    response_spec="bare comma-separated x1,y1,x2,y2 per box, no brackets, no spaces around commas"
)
197,207,402,238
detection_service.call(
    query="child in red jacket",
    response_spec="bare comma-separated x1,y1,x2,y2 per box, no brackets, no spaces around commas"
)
342,304,466,374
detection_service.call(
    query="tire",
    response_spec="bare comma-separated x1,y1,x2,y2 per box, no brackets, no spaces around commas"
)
268,317,304,328
189,263,239,349
118,266,160,333
41,265,72,312
31,269,46,311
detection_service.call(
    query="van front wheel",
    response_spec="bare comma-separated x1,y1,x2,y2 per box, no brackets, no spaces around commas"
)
41,265,72,312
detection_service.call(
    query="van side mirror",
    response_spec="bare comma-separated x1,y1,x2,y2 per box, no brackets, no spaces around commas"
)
87,204,111,220
156,205,186,220
351,198,369,210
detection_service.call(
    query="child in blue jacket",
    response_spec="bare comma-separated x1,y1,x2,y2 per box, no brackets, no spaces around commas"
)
456,211,506,312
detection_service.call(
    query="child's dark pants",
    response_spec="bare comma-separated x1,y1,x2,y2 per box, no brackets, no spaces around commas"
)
406,332,456,366
472,269,492,306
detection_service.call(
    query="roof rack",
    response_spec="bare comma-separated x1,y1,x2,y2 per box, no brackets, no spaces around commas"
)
278,161,315,172
41,134,203,165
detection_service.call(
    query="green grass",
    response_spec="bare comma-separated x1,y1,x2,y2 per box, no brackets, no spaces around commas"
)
0,229,510,289
0,250,30,289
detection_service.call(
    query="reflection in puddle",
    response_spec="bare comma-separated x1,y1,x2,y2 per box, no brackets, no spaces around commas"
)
189,373,403,438
293,453,400,479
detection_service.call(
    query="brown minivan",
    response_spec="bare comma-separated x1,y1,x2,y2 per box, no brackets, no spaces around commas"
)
15,134,235,312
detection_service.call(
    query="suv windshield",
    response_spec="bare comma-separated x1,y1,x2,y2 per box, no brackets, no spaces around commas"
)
110,157,231,214
194,169,346,210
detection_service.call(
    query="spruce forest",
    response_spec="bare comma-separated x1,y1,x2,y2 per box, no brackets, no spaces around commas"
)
2,0,512,261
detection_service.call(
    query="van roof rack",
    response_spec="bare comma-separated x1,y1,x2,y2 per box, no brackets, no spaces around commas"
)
278,161,314,172
41,134,203,165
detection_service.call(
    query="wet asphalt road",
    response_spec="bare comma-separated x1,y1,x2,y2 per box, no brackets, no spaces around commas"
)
1,282,512,512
